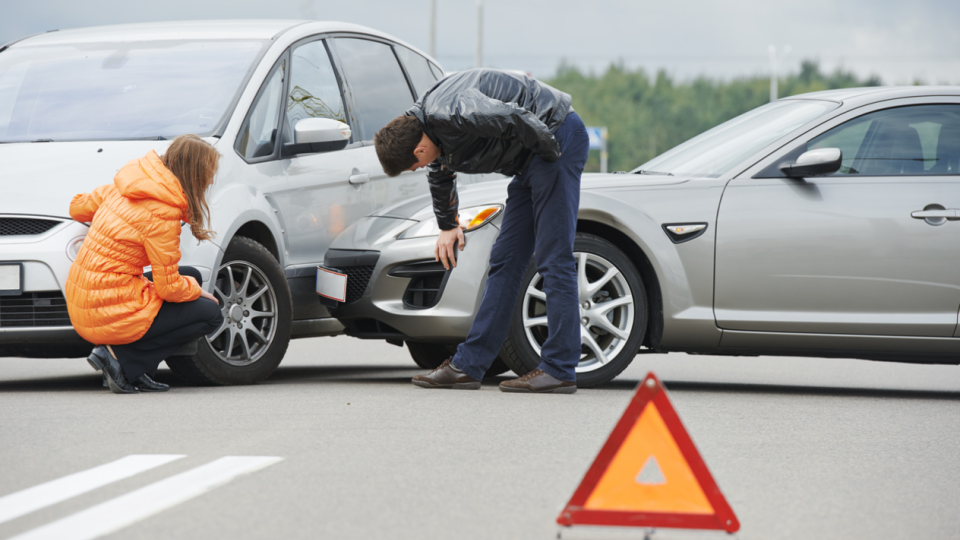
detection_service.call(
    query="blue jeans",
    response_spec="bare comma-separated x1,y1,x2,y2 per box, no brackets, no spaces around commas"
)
452,111,589,382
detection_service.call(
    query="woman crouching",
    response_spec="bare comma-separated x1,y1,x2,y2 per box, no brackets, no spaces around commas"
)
66,134,224,394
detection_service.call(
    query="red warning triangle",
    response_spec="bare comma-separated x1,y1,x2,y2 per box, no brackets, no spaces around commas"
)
557,372,739,533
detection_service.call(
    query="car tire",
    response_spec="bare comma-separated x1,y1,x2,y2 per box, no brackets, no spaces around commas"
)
166,236,292,385
405,341,511,377
499,233,647,388
406,341,449,369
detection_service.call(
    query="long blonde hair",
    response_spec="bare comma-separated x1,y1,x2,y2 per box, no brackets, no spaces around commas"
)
161,134,219,242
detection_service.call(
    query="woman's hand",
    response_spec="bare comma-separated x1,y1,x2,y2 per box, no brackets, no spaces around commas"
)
198,288,220,305
184,275,218,304
435,227,465,270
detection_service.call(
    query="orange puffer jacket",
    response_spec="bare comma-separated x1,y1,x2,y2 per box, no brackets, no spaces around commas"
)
66,150,202,345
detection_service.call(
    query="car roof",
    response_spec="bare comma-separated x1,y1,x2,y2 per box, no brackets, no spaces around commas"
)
9,20,306,46
784,85,960,104
7,19,418,47
6,19,440,70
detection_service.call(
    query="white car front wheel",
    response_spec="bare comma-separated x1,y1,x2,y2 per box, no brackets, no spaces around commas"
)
166,237,292,385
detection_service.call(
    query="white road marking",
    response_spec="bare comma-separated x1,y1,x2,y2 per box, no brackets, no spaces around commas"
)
0,455,185,525
8,456,283,540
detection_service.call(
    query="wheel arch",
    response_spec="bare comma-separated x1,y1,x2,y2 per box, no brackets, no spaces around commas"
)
233,220,280,262
576,218,664,351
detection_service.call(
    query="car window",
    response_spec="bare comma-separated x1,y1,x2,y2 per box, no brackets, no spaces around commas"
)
284,40,348,144
235,59,285,161
808,104,960,176
394,46,438,99
331,37,415,141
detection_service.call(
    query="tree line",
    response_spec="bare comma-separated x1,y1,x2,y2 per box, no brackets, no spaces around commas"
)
546,60,882,172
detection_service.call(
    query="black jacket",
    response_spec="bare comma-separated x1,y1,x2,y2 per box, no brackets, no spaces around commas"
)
405,68,573,230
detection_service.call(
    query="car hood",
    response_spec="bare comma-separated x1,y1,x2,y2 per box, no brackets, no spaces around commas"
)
0,140,217,217
371,172,686,221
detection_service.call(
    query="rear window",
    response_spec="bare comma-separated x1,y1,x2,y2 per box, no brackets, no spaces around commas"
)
0,40,265,142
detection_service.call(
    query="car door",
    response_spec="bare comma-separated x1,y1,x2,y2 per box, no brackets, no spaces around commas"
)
714,99,960,338
327,36,427,213
233,53,290,240
270,37,371,268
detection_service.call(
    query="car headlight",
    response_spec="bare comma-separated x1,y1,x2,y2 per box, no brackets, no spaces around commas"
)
399,204,503,239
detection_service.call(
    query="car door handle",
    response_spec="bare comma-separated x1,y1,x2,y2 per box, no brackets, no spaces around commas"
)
911,209,959,219
348,173,370,185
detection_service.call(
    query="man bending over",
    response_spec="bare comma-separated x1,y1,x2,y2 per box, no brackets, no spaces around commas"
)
374,68,588,394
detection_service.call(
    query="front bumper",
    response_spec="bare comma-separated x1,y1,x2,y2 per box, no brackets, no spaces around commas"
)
326,218,501,343
0,218,92,355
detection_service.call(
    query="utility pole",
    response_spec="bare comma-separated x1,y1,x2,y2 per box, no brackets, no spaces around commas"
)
475,0,483,68
768,44,791,102
428,0,437,58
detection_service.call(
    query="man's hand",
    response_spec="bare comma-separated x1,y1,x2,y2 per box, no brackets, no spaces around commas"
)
435,227,466,270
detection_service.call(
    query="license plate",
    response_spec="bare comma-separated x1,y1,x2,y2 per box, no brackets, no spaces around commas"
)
0,263,23,296
316,265,347,303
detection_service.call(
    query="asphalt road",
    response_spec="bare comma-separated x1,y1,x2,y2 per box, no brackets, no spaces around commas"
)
1,337,959,540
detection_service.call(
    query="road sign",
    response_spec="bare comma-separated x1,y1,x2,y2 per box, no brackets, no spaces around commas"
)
557,372,740,533
584,126,608,173
586,127,604,150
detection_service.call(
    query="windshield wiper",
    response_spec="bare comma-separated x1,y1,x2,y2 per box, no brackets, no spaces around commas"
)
32,139,54,142
633,169,673,176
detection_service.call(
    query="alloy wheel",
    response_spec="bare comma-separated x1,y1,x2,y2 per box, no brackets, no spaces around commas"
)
207,261,278,366
522,252,635,373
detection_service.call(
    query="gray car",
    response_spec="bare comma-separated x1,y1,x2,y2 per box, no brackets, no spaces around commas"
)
326,86,960,387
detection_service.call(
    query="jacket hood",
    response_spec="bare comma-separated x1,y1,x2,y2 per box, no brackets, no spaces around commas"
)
114,150,188,212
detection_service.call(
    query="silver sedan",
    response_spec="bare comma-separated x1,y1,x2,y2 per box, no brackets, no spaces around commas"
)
326,86,960,387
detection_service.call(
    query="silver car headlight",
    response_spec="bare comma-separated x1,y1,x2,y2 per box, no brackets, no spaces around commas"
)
399,204,503,239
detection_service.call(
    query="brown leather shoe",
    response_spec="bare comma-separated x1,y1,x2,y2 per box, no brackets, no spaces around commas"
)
499,369,577,394
412,359,481,390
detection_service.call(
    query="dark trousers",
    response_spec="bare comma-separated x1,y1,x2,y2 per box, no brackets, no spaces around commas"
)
452,111,589,382
112,267,224,381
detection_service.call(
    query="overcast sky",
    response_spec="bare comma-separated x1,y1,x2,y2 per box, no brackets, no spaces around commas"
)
2,0,958,84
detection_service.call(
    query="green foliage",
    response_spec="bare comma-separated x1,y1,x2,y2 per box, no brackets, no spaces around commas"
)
547,60,881,172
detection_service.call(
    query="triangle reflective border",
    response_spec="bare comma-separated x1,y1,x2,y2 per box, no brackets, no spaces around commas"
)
557,372,740,533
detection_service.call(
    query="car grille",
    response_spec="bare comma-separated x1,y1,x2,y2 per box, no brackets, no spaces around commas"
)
0,218,61,236
386,261,450,310
343,266,374,304
403,273,446,309
0,291,72,327
324,249,380,305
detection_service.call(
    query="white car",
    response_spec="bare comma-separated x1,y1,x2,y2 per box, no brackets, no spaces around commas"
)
0,19,486,384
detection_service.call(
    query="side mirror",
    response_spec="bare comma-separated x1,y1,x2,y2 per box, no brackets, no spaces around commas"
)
780,147,842,178
283,118,352,157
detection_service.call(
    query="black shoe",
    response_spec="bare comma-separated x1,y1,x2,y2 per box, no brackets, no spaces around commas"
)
136,374,169,392
87,348,104,372
87,348,108,388
90,346,138,394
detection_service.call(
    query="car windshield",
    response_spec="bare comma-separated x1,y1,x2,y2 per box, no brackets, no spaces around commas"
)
0,40,266,142
633,99,839,178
